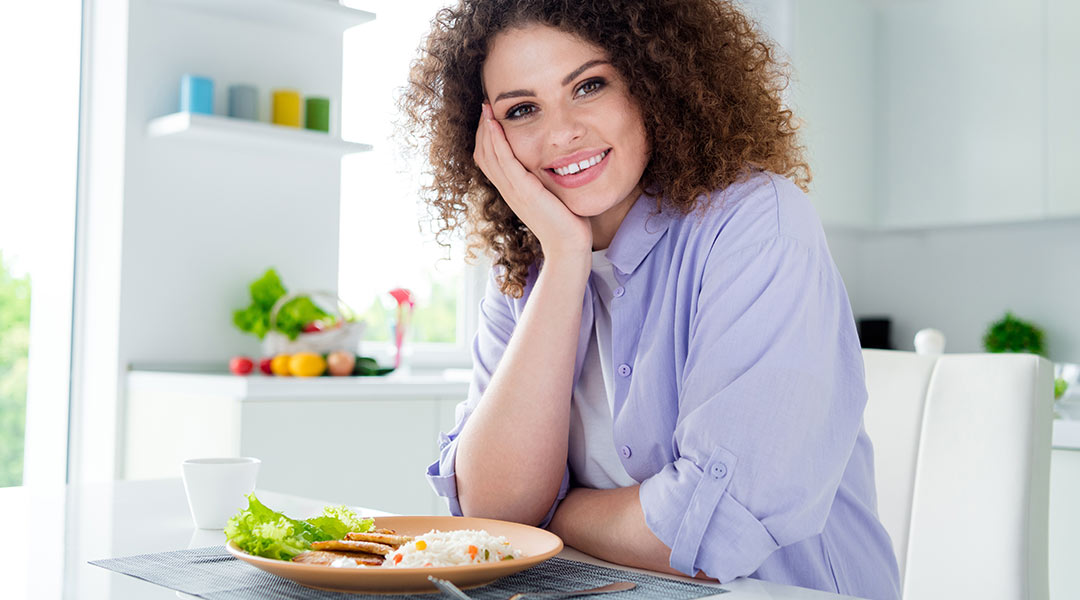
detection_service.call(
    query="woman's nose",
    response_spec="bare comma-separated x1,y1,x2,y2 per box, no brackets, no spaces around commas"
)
547,106,586,147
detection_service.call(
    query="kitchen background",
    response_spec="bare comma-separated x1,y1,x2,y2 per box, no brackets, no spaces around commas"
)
0,0,1077,596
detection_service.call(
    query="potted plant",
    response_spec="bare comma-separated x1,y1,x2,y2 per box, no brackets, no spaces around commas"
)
982,311,1045,356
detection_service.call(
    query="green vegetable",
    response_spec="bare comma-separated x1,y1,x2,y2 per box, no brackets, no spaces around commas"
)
232,269,331,340
1056,378,1069,400
225,494,373,561
225,493,328,560
353,356,395,377
307,505,374,540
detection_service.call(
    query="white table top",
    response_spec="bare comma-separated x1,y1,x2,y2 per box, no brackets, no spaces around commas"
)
0,479,860,600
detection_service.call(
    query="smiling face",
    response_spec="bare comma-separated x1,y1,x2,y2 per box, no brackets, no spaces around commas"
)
482,24,650,237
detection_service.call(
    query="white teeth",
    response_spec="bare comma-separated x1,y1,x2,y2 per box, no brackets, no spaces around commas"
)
553,150,608,176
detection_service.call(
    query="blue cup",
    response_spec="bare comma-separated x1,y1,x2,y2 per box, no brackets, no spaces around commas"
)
228,84,258,120
180,74,214,115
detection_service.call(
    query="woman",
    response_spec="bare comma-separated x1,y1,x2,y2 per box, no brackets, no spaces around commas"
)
400,1,900,598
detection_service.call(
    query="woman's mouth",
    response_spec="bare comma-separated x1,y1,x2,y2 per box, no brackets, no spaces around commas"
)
546,149,611,188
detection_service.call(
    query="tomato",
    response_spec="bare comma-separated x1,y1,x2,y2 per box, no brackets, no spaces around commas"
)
229,356,254,376
302,321,326,333
258,357,273,375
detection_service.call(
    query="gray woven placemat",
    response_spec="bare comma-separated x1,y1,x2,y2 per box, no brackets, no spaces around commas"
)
91,546,727,599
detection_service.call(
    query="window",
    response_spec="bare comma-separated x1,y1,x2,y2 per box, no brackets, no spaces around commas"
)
340,1,485,368
0,3,81,488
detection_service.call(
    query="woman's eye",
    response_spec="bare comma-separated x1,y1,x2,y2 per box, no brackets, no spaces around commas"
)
505,104,536,120
575,78,605,97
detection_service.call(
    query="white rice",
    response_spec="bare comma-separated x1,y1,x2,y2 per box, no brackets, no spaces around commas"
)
382,529,523,568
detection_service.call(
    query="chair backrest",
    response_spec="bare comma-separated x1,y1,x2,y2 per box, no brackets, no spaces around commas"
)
862,349,1053,600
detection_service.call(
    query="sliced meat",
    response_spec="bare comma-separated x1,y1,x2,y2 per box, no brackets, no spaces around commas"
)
344,531,413,547
311,539,394,556
292,550,384,566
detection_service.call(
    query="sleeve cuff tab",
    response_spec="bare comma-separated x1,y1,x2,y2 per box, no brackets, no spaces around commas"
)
669,445,738,574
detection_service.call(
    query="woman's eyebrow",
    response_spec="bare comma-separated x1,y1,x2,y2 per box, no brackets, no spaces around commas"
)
561,59,608,86
491,59,610,104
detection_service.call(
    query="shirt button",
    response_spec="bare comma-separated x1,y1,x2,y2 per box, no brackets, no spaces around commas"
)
617,364,631,377
613,286,625,298
620,445,632,458
710,463,728,480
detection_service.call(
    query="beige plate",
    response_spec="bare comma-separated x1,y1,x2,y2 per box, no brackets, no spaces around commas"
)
226,516,564,594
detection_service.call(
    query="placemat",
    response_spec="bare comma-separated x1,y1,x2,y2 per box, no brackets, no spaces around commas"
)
91,546,727,599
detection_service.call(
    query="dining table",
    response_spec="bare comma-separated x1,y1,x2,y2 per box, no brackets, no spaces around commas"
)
0,478,864,600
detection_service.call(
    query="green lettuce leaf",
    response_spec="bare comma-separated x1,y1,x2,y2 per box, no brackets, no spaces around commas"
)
225,493,332,560
273,296,330,340
224,494,374,561
306,505,374,540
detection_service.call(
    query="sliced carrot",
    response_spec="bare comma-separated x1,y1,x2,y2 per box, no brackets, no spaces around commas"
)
468,545,478,560
394,554,403,564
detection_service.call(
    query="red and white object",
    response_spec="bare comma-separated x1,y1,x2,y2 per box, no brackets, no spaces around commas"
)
389,288,415,369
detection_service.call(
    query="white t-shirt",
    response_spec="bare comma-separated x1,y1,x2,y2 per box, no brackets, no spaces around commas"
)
567,250,637,489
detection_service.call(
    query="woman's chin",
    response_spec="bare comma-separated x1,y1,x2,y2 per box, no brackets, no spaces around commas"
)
558,195,615,218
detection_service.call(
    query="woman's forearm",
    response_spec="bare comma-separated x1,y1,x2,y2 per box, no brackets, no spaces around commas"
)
548,486,717,580
455,252,591,525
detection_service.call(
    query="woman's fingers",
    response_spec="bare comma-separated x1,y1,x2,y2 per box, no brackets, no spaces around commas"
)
474,105,510,191
486,118,527,181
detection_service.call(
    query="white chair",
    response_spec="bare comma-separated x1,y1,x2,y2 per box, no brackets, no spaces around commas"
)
862,348,1054,600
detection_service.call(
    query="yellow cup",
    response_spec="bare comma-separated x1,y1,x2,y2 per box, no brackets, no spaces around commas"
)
271,89,301,127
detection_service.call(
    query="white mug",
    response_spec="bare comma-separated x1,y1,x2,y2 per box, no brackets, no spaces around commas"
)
181,457,261,530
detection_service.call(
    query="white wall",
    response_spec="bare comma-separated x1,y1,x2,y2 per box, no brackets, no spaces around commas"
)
120,0,348,366
827,220,1080,363
73,0,363,482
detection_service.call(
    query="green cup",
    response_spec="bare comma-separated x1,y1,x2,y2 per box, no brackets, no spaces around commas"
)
305,97,330,133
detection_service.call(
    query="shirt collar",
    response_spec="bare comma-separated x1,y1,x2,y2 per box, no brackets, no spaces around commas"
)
604,191,674,276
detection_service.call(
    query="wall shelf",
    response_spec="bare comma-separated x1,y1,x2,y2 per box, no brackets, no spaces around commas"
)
147,112,372,156
156,0,375,33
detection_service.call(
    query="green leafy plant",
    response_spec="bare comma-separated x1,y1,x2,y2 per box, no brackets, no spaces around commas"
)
232,269,331,341
982,311,1046,356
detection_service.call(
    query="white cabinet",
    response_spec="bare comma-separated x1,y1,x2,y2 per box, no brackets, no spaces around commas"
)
777,0,1074,230
789,0,876,229
1050,448,1080,600
124,371,468,516
876,0,1045,228
1047,0,1080,218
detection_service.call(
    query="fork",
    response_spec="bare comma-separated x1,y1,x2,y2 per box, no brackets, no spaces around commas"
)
506,581,637,600
428,576,474,600
427,576,636,600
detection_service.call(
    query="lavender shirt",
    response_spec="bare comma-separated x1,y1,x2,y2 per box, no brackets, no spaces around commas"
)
426,172,901,600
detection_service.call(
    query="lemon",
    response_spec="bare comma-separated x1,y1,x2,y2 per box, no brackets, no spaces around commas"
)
270,354,292,376
289,352,327,377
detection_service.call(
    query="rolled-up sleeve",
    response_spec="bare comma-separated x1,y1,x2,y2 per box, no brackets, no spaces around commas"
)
426,268,571,524
639,232,867,581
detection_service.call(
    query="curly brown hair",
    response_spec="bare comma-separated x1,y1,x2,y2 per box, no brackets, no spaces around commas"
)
398,0,810,297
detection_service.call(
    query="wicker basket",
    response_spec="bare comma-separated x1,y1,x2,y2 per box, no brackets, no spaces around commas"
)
261,291,365,356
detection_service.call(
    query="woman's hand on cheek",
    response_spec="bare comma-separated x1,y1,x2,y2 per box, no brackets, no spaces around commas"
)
474,103,592,259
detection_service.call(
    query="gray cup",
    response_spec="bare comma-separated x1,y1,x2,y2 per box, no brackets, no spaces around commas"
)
228,84,258,120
